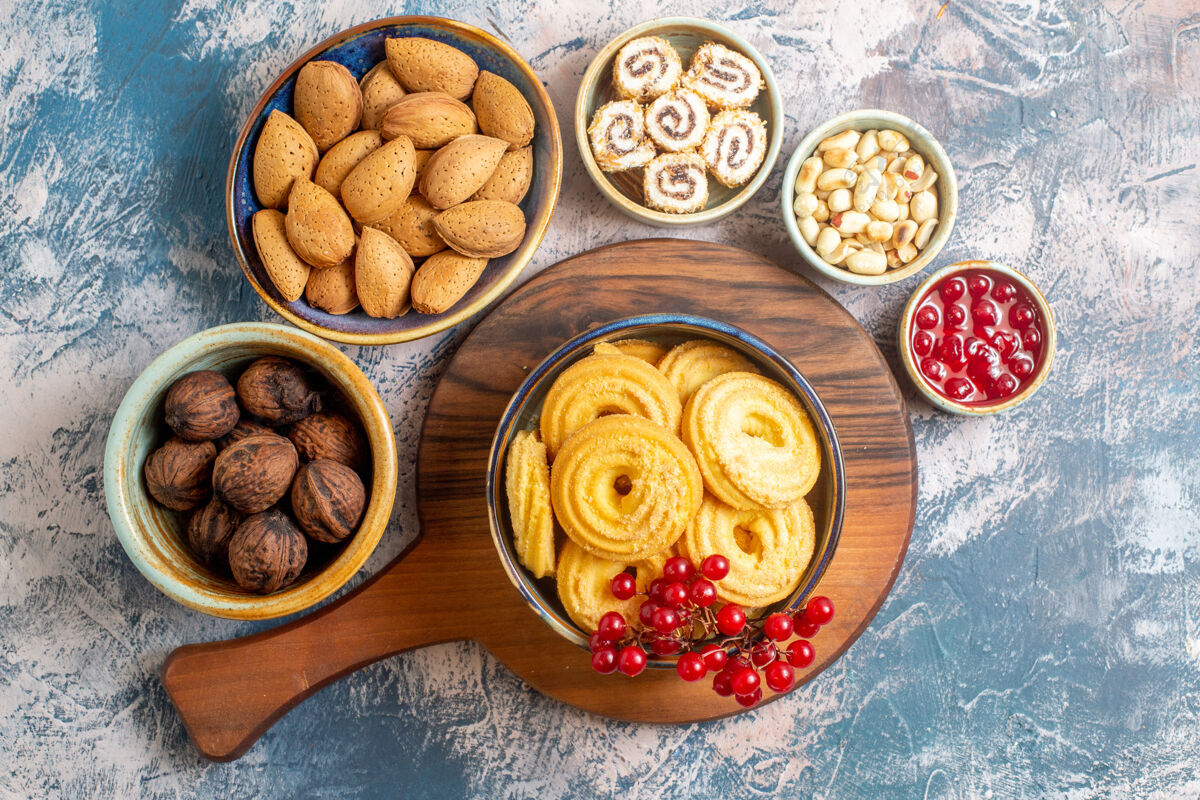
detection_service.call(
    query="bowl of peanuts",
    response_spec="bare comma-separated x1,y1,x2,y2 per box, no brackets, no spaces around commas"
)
781,109,957,286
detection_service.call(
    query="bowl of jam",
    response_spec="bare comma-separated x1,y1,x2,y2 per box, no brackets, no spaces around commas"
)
899,260,1056,414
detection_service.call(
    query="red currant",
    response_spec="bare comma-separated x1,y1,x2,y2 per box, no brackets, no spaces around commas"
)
689,578,717,607
1010,302,1035,328
650,635,681,656
750,642,778,668
944,304,968,331
716,604,747,635
915,305,939,330
699,643,728,672
596,611,626,643
589,631,606,652
764,613,794,641
676,652,706,682
648,578,668,602
967,273,992,297
912,330,935,357
939,333,967,369
1022,327,1041,351
968,346,1000,380
971,299,999,326
638,600,659,628
591,646,618,674
920,357,945,382
617,645,647,676
793,618,820,639
712,669,734,696
939,276,966,302
764,661,795,693
651,606,679,634
662,556,694,583
731,667,760,696
991,280,1017,302
662,582,689,609
787,639,815,668
991,372,1018,398
735,688,762,708
1009,355,1035,379
610,573,636,600
945,377,975,400
990,330,1020,359
727,655,752,672
804,596,835,625
701,554,730,581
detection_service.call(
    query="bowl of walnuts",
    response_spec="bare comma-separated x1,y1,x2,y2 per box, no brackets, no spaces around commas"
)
103,322,397,619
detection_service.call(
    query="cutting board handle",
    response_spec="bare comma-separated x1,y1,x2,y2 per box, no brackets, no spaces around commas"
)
161,539,469,761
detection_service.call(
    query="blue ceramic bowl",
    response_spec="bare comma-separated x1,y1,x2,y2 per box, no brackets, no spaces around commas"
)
485,314,846,665
227,16,563,345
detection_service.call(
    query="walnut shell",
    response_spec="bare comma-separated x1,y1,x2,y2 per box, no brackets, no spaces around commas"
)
287,412,365,469
290,459,366,543
164,370,240,441
228,510,308,593
212,432,299,513
144,437,217,511
236,357,322,425
187,497,242,566
218,419,275,449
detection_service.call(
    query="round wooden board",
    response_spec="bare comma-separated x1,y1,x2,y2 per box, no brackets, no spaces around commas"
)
161,239,916,760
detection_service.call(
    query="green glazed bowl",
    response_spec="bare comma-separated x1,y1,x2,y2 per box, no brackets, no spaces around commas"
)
103,322,397,619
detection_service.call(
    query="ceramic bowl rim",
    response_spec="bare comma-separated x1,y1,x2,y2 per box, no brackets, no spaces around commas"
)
573,16,784,227
897,260,1057,415
226,15,563,345
780,108,959,286
484,313,846,664
103,322,398,619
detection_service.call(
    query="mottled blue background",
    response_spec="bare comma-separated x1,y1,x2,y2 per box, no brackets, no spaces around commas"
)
2,0,1199,797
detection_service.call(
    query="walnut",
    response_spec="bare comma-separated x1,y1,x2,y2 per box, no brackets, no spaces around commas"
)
287,412,365,469
187,497,242,566
164,370,240,441
144,437,217,511
218,419,275,449
236,357,321,425
228,510,308,593
290,459,366,543
212,432,298,513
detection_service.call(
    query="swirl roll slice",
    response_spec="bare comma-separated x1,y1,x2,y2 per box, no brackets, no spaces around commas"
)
682,372,820,509
645,89,710,153
504,430,556,579
587,100,657,172
702,109,768,188
643,152,708,214
539,352,682,459
593,338,668,366
656,339,759,405
612,36,683,102
680,493,815,607
682,42,764,110
550,415,702,562
556,540,672,632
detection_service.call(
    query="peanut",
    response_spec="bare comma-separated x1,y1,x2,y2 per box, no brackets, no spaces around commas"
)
866,220,893,242
896,241,919,263
910,190,937,223
830,210,870,234
813,199,830,222
799,216,819,246
914,218,938,249
822,148,858,169
877,129,910,151
855,130,881,161
828,188,852,213
902,154,925,182
816,168,857,191
817,129,861,152
826,238,862,265
869,198,900,221
793,192,818,218
845,249,887,275
910,168,938,192
853,168,882,212
795,157,823,194
815,225,841,256
892,219,918,249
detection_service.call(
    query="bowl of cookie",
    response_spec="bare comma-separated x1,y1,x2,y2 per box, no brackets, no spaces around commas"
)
575,18,783,226
228,16,563,345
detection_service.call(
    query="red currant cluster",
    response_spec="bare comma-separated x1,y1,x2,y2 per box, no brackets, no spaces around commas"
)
587,553,836,707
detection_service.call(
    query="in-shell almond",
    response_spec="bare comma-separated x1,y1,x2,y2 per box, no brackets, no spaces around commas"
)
252,110,319,209
411,250,489,314
252,208,311,301
413,149,434,178
370,195,445,258
294,60,362,152
285,177,356,268
385,37,478,101
355,227,414,318
419,134,508,210
359,61,407,130
305,254,358,314
379,92,477,149
472,147,533,204
473,71,535,150
339,135,416,224
315,130,383,197
433,200,526,259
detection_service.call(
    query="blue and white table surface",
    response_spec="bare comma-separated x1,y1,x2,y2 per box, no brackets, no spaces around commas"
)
2,0,1198,797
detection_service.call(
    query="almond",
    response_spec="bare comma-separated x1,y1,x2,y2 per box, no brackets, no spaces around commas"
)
355,227,415,318
472,147,533,204
370,195,446,258
385,37,478,101
379,92,477,149
339,135,416,224
314,130,383,197
305,254,358,314
411,251,488,314
252,209,311,301
413,149,435,179
419,134,508,210
473,71,535,150
359,61,407,130
433,200,526,259
252,110,319,209
285,177,356,268
294,61,362,152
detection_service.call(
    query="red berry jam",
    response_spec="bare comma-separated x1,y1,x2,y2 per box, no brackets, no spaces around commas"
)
909,268,1046,405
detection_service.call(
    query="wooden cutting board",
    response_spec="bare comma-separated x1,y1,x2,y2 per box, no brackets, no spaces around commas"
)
161,239,918,761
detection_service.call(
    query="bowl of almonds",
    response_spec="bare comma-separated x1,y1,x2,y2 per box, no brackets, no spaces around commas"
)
781,109,958,285
228,16,563,345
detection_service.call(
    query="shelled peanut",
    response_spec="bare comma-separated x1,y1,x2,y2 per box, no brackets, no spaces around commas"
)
792,128,940,276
